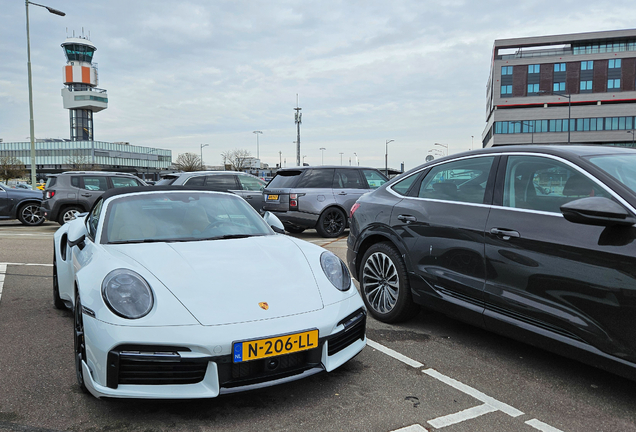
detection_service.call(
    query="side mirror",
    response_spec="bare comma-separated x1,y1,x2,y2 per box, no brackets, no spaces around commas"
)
561,197,636,227
67,219,88,249
263,211,285,234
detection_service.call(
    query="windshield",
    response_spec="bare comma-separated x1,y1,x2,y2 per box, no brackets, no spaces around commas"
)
102,191,273,244
266,171,303,188
586,153,636,194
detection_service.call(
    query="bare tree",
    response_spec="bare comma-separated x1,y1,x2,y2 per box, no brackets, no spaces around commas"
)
221,149,252,171
66,151,98,171
0,156,27,183
174,152,202,172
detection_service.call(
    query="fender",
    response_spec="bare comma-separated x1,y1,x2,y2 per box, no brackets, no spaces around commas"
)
351,222,414,279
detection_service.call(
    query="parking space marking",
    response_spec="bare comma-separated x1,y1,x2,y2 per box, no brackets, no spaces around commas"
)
368,339,563,432
391,425,428,432
427,403,498,429
526,419,564,432
0,263,52,303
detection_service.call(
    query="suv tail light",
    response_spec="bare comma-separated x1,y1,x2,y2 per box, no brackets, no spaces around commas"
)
45,190,56,199
350,202,360,218
290,193,299,210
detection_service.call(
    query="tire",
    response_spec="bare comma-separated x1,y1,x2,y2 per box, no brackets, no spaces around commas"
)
59,206,82,225
315,207,346,238
74,291,89,393
53,252,65,310
17,203,45,226
285,226,306,234
359,242,419,323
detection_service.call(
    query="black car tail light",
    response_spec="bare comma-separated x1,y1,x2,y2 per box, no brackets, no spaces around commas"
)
350,202,360,218
46,190,55,199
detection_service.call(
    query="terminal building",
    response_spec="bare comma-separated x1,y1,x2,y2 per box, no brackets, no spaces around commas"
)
483,29,636,148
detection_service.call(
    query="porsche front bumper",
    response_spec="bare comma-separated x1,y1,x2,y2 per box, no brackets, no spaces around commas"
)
81,296,366,399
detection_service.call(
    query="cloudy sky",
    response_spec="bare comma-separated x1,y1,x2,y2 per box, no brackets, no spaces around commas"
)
2,0,635,170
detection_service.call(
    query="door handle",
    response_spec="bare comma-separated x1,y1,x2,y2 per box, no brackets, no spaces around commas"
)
337,192,348,195
397,214,417,223
245,195,253,199
80,193,91,197
490,228,520,240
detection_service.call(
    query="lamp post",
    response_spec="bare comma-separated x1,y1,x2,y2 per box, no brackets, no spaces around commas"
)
200,143,209,169
302,155,307,165
512,121,535,144
320,147,326,165
25,0,65,190
354,152,358,166
540,91,571,144
628,130,635,146
434,142,448,156
385,139,394,177
252,130,262,160
339,152,344,165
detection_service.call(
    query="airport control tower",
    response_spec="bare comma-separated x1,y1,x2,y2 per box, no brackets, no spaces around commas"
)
60,35,108,141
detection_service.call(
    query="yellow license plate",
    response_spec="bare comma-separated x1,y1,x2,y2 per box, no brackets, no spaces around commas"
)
267,194,279,200
233,329,319,363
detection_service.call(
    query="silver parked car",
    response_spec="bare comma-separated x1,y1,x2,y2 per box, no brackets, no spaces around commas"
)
262,166,388,237
156,171,267,213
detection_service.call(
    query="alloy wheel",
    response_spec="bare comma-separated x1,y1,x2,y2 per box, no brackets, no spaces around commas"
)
362,251,400,314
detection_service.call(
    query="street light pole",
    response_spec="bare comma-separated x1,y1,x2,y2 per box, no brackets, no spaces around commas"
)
25,0,65,190
354,152,359,166
385,139,394,177
628,130,635,146
252,130,262,160
339,152,344,165
200,143,209,169
320,147,326,165
434,142,448,156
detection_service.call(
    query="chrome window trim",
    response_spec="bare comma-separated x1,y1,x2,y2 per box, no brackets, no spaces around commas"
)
388,151,636,217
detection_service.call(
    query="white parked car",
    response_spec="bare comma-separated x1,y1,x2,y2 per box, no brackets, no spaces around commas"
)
53,186,366,399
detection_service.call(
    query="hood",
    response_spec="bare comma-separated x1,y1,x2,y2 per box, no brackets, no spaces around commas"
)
110,235,324,326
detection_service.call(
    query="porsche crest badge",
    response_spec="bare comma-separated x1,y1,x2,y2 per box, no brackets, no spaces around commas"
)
259,302,269,310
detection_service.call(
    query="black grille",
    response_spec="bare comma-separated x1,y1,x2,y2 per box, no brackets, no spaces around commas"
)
107,346,208,388
328,309,366,356
218,346,322,389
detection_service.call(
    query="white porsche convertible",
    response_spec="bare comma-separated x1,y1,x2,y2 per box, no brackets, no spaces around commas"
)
53,186,366,399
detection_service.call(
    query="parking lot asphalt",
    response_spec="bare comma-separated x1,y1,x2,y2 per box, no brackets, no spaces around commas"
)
1,221,636,432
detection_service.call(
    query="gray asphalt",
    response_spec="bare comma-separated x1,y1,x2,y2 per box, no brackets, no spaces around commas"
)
1,221,635,431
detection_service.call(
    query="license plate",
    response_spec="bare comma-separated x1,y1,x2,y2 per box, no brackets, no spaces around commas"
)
233,329,319,363
267,194,279,201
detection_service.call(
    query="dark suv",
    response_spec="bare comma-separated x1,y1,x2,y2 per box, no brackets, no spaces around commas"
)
40,171,147,224
262,166,388,237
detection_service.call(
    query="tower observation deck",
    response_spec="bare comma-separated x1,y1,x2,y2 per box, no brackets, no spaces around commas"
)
61,35,108,141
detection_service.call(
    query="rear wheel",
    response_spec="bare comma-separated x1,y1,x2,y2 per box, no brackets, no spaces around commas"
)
59,206,81,225
315,207,346,238
74,291,88,393
53,252,65,310
17,203,45,226
359,242,419,323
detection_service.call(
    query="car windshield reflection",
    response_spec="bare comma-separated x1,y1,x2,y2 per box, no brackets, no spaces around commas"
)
587,153,636,194
102,192,272,244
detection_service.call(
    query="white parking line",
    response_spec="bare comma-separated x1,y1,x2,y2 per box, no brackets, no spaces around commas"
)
0,263,52,303
427,403,498,429
391,425,427,432
367,339,563,432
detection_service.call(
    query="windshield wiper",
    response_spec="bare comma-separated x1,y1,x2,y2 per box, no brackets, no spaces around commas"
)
203,234,261,241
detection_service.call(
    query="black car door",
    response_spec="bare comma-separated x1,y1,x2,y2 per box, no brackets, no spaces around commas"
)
484,154,636,363
0,184,8,217
389,155,498,326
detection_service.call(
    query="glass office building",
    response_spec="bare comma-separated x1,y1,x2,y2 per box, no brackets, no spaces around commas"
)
0,140,172,181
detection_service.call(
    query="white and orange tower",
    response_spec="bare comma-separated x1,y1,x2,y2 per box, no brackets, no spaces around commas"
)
60,34,108,141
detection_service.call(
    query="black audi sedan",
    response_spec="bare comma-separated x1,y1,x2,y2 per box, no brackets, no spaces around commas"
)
347,145,636,380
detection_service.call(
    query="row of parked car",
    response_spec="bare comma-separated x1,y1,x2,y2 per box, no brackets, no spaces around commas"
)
2,166,391,238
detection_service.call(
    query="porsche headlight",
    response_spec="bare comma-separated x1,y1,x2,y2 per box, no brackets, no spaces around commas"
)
320,251,351,291
102,269,154,319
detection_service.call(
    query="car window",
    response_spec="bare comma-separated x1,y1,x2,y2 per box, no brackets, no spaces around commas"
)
45,177,57,188
82,176,108,191
71,176,81,188
391,172,421,196
184,176,205,186
86,198,103,240
503,155,610,213
112,177,141,188
156,175,178,185
238,175,266,191
417,157,494,204
586,153,636,194
205,175,238,189
267,170,303,188
362,169,388,189
297,169,334,188
333,169,365,189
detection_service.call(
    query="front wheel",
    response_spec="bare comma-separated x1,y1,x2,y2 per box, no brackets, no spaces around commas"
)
359,242,419,323
315,207,346,238
17,203,45,226
74,291,88,393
